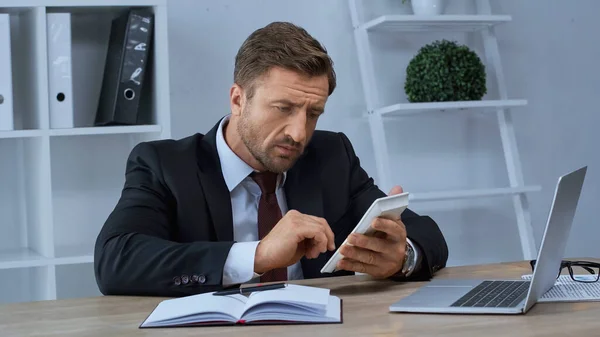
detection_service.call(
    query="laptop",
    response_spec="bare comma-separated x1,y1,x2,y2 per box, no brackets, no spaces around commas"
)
389,166,587,315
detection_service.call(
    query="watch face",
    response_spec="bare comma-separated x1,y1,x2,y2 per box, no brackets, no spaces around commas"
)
404,244,415,274
402,244,414,275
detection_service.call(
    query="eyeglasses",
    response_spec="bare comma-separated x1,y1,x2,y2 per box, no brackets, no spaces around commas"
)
530,259,600,283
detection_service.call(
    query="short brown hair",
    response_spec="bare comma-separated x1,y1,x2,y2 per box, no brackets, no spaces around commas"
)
234,22,336,99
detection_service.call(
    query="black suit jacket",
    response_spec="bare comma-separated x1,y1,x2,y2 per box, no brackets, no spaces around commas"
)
94,120,449,297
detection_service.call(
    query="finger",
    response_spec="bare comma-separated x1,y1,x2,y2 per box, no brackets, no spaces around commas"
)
310,230,329,256
346,234,406,266
388,185,404,195
373,231,387,239
305,239,321,259
304,214,335,251
302,215,334,252
305,240,320,259
299,227,328,259
340,245,382,266
371,218,406,242
347,233,394,255
336,258,379,276
293,217,327,245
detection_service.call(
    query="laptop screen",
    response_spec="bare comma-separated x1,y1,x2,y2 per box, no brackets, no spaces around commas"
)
523,166,587,312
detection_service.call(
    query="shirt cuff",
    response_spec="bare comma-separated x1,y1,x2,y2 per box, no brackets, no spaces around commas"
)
222,241,260,286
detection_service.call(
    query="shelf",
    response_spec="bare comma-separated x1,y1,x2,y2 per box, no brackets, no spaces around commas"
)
1,0,166,7
0,129,45,139
0,246,94,269
0,126,162,138
51,135,136,260
54,244,93,265
0,1,171,304
0,137,53,270
0,7,45,131
56,263,101,300
410,186,542,202
0,7,33,14
0,248,49,269
0,267,53,304
359,14,512,33
49,125,162,136
371,99,528,117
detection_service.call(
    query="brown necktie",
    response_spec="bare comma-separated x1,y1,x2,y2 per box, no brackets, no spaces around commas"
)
251,171,288,282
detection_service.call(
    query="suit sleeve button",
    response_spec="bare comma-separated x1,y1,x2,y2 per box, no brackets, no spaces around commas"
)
191,275,199,283
173,276,181,286
181,274,189,284
198,275,206,284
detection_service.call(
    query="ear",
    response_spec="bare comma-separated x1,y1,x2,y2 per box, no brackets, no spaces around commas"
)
229,83,245,117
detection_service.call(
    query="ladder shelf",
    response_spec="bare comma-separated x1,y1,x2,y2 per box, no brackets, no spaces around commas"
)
349,0,539,261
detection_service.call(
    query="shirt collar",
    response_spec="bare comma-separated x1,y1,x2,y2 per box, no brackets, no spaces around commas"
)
215,115,287,192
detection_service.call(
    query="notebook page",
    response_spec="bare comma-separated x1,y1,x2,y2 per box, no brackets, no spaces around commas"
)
521,274,600,302
243,284,330,314
142,292,248,326
242,295,341,323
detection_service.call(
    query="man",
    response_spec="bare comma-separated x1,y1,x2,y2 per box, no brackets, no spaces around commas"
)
94,21,448,297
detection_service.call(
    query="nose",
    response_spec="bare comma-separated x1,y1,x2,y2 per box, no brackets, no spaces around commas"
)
286,112,307,145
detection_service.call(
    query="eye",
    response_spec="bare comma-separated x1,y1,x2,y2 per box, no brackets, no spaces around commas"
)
308,110,322,119
277,106,291,113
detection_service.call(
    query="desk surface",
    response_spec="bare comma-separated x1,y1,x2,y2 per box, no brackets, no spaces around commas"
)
1,259,598,337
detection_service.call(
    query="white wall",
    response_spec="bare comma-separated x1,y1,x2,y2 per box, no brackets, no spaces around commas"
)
166,0,599,266
492,0,600,259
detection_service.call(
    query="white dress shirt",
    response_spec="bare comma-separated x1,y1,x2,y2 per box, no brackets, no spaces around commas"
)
216,115,304,286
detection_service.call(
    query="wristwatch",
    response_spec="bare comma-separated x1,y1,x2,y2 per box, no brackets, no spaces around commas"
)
401,238,418,277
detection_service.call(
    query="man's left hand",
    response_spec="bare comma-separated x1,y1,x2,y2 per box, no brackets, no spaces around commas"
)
336,185,408,278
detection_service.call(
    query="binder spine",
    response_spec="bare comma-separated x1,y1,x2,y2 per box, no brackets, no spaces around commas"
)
0,14,14,131
46,13,74,129
95,10,153,126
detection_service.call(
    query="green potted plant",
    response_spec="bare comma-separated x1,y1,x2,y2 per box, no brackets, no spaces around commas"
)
404,39,487,102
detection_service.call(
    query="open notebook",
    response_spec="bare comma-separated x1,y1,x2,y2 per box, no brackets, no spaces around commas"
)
521,274,600,302
139,284,342,328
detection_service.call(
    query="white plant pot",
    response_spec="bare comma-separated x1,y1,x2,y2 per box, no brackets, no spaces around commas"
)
411,0,446,15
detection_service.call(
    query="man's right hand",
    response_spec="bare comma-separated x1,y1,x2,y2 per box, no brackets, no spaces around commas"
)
254,209,335,274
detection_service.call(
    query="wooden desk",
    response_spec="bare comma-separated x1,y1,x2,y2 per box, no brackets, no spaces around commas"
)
1,259,598,336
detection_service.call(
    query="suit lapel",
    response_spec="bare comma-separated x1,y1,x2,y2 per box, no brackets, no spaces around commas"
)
287,146,351,278
196,120,233,242
286,150,332,279
195,120,327,245
284,147,324,219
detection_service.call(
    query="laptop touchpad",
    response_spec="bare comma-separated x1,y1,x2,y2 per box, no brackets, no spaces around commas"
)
398,279,483,307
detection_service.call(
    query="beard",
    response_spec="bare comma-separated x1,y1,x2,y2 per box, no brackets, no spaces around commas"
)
237,107,304,173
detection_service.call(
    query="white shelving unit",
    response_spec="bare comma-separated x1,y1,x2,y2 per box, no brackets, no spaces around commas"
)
0,0,171,304
359,14,512,32
371,99,528,117
349,0,540,261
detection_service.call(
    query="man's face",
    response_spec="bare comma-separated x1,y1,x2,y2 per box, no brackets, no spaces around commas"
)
234,67,329,173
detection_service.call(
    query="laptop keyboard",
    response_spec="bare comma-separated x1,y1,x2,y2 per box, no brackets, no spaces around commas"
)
450,280,530,308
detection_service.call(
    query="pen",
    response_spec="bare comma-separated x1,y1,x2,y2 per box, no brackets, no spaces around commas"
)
213,282,287,296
